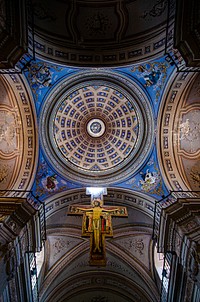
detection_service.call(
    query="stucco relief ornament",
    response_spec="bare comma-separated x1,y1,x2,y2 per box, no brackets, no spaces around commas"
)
0,164,8,183
188,246,200,282
141,0,167,19
0,110,20,153
123,238,144,255
4,243,16,280
190,167,200,188
53,238,72,258
0,214,7,222
90,296,108,302
179,110,200,153
85,12,111,36
179,119,190,140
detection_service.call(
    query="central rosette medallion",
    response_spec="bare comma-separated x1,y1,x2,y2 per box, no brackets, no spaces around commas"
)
87,119,105,137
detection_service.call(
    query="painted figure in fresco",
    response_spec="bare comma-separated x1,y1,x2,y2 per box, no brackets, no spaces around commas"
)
32,65,52,87
139,169,160,192
46,175,57,190
136,65,161,87
144,68,161,86
0,111,17,149
143,169,157,184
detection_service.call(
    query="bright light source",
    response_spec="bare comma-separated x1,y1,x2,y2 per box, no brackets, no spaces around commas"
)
86,187,107,199
36,246,44,276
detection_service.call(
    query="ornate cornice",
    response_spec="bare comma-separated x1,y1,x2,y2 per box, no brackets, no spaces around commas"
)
29,0,172,66
44,188,155,220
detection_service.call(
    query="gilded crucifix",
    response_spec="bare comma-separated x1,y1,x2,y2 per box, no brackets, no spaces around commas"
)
68,198,128,266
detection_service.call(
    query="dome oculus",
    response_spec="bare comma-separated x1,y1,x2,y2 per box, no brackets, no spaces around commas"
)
87,119,105,137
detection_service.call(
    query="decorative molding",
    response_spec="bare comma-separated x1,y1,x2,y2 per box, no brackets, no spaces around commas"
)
44,188,155,220
157,71,199,190
30,1,172,66
0,74,38,191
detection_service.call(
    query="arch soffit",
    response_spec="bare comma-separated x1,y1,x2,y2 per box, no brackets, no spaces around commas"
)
0,74,38,191
157,71,200,191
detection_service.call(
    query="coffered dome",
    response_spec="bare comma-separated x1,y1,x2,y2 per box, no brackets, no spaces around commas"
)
40,71,154,185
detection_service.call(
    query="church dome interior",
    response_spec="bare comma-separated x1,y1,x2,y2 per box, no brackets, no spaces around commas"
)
0,0,200,302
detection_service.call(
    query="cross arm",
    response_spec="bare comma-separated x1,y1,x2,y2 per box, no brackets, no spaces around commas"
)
102,206,128,216
67,205,93,215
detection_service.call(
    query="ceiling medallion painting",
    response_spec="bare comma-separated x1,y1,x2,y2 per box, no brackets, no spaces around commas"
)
40,71,154,185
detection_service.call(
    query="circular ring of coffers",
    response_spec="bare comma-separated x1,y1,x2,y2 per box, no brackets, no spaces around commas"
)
39,70,154,185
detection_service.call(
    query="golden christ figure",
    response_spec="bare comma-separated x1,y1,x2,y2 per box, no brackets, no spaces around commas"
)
68,198,128,266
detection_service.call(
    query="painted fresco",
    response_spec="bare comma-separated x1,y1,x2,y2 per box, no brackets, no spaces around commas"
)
22,55,174,200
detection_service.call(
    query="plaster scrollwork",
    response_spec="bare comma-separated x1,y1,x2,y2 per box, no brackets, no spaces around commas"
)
178,109,200,154
184,279,194,302
0,214,7,221
85,12,111,37
88,296,108,302
53,238,73,258
114,238,145,256
0,164,9,183
190,166,200,188
188,250,199,282
119,238,144,255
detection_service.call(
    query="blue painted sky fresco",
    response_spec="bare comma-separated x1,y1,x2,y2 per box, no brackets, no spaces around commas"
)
23,55,175,200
